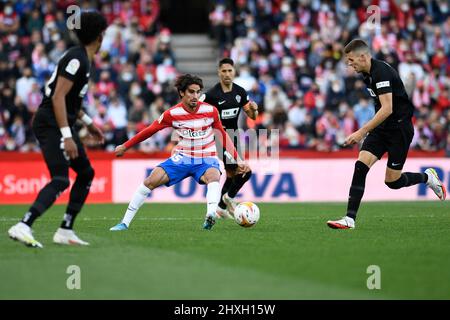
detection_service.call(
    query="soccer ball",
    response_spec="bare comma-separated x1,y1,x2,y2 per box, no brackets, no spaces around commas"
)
234,202,260,228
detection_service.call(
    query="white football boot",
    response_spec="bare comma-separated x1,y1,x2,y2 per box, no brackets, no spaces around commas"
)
425,168,446,201
327,216,355,229
53,228,89,245
222,193,238,215
8,222,43,248
216,207,233,219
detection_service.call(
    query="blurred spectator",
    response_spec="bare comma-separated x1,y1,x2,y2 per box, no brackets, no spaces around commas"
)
1,0,449,154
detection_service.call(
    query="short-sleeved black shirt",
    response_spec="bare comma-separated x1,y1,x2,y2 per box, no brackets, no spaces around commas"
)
200,82,249,130
36,46,91,128
362,58,414,129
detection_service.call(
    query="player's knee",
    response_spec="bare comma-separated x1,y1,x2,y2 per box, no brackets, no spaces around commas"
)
51,177,70,192
385,177,404,189
79,166,95,183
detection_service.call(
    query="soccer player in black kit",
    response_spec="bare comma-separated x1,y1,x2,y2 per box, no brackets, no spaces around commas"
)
8,11,107,247
200,58,258,218
327,39,446,230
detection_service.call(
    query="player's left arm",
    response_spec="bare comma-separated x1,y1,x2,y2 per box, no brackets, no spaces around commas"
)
212,108,250,173
242,92,258,120
345,93,393,146
345,69,394,146
78,109,105,145
243,100,259,120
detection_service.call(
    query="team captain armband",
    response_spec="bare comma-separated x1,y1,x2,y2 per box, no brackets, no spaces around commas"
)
376,81,390,89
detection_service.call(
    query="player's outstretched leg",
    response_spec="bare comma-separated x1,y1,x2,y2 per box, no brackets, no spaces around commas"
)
110,183,152,231
425,168,446,200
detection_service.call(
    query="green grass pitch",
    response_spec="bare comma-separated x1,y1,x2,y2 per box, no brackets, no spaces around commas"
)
1,202,449,299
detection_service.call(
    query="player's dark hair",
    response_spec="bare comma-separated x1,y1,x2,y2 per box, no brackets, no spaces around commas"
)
174,74,203,97
73,10,107,46
344,39,370,54
219,58,234,68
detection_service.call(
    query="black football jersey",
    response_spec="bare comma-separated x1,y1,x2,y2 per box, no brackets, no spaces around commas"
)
200,82,249,129
362,58,414,129
36,46,91,127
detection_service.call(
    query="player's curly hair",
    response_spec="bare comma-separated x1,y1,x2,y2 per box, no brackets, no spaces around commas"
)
174,74,204,97
73,10,107,46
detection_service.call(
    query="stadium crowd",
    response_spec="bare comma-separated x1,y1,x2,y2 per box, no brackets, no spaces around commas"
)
210,0,450,153
0,0,449,154
0,0,178,153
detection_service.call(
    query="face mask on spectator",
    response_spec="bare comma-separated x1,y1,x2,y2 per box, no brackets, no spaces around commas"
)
122,72,133,82
407,22,416,31
248,30,257,39
163,58,172,66
440,3,448,13
8,35,18,46
4,6,13,15
296,58,306,67
131,86,142,96
145,73,153,83
51,33,61,42
321,4,330,12
271,35,280,42
281,3,290,13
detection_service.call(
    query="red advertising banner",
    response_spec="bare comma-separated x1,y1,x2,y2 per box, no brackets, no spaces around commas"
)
0,160,112,204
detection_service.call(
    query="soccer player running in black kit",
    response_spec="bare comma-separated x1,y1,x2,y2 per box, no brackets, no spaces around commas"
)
8,11,107,247
327,39,446,230
200,58,258,219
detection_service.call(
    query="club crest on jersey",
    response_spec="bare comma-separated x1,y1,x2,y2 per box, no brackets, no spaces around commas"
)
235,95,241,103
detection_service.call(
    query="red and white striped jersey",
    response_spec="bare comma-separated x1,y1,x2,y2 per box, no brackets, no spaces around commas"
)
124,101,238,159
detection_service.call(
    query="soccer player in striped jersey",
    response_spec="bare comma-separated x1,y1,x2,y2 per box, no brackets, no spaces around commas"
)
110,74,249,231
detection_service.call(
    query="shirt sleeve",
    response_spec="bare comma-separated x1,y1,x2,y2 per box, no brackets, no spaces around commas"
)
124,110,172,149
58,52,84,82
372,66,393,96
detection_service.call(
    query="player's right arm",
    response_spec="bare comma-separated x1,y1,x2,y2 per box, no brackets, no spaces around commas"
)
115,111,171,157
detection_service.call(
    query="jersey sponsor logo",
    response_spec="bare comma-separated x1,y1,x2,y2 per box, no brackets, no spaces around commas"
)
376,81,390,89
218,100,226,105
221,108,239,119
367,88,377,97
236,95,241,103
180,129,208,138
65,59,80,75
